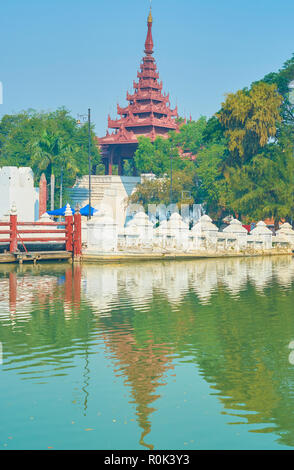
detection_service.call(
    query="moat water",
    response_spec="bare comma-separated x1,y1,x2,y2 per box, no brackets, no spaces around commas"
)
1,256,294,450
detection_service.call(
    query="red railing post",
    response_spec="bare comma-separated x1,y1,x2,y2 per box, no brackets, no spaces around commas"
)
39,173,47,218
9,271,17,315
73,264,82,307
64,267,73,306
73,206,82,259
65,204,73,253
10,204,18,253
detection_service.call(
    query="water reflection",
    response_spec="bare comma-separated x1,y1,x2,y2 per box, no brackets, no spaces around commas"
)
103,328,173,449
1,256,294,449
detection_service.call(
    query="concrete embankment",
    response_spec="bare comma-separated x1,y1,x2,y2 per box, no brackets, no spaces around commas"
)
81,249,293,264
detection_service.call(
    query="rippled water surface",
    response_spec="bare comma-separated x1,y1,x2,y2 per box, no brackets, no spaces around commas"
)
1,256,294,449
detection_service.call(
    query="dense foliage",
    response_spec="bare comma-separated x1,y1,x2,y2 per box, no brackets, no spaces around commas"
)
1,54,294,222
129,54,294,225
0,108,102,205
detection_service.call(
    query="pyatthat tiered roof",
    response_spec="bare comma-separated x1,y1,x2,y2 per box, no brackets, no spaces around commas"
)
98,8,179,175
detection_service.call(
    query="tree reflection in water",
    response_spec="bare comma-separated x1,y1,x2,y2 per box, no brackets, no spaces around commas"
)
1,256,294,448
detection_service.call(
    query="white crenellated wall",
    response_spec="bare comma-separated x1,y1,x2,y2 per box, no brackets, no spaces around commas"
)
84,212,294,256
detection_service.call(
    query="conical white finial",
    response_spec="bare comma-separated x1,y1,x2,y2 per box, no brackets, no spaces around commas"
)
65,203,73,216
10,202,17,215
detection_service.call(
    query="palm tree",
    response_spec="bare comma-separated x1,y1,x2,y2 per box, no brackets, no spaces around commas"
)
31,130,79,210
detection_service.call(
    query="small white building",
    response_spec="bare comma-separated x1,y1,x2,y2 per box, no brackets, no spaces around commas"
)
0,166,39,221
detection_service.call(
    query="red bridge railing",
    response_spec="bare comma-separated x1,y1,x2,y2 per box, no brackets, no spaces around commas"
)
0,208,82,258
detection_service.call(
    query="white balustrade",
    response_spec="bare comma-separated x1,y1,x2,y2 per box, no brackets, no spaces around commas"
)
84,209,293,256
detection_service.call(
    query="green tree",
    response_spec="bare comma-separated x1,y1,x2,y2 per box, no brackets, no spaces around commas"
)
128,166,197,210
134,136,182,176
0,108,102,208
169,116,207,154
0,110,43,168
0,108,101,182
258,54,294,125
217,82,283,167
194,142,230,219
227,126,294,226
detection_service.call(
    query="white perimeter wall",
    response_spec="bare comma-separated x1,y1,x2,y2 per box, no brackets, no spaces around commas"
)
0,166,39,221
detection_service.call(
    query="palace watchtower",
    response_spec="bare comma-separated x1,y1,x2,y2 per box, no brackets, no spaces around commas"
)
98,8,179,175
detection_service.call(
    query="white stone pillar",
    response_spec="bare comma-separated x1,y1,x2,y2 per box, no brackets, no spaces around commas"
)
223,219,248,250
276,223,294,247
122,225,140,249
165,213,189,251
250,221,273,250
87,211,118,253
126,211,154,248
191,215,219,251
154,220,168,250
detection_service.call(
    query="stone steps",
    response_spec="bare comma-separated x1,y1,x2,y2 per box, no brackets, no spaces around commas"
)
69,176,141,224
69,176,116,209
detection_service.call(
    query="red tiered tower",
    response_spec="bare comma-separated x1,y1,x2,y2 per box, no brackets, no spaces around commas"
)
98,8,179,175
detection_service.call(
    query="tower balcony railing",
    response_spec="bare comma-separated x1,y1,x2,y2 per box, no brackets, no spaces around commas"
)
108,115,178,130
118,102,176,117
127,91,160,102
127,90,167,103
140,62,156,71
137,70,159,79
133,79,162,91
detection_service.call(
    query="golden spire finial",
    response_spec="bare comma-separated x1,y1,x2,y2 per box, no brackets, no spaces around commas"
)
145,0,154,54
148,0,153,23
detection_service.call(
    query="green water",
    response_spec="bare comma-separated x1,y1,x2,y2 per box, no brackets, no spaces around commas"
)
1,256,294,450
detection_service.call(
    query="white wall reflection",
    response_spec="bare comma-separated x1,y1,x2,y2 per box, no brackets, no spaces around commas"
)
82,265,119,317
121,265,154,309
80,256,294,313
247,258,274,293
1,256,294,320
189,261,218,304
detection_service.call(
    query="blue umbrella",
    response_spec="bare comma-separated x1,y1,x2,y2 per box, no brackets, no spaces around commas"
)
47,204,75,216
47,204,97,217
80,204,98,216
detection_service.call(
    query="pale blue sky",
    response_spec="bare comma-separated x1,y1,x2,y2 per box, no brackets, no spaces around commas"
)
1,0,293,136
